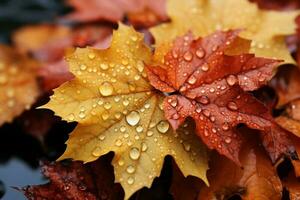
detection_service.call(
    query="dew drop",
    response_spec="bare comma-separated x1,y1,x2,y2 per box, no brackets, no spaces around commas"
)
129,147,140,160
227,101,238,111
136,126,143,133
147,131,154,137
225,138,232,143
100,63,109,70
188,76,197,84
222,123,229,131
123,99,129,106
67,113,75,121
120,126,126,132
203,109,210,117
126,165,135,174
104,102,112,110
101,112,109,120
98,135,106,141
80,64,87,70
92,147,101,157
127,177,134,185
201,63,209,71
226,75,237,86
118,159,124,166
79,112,86,119
88,53,95,59
196,48,205,58
141,142,148,152
115,139,123,147
126,111,140,126
99,82,114,96
199,96,210,104
131,36,138,41
156,120,170,133
183,51,193,61
183,142,191,151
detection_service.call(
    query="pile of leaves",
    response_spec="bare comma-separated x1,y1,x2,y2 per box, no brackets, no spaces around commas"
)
1,0,300,199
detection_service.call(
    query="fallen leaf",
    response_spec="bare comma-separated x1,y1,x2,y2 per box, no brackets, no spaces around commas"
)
14,24,112,91
41,24,208,199
146,30,293,164
198,131,283,200
276,102,300,177
150,0,299,64
283,172,300,200
22,154,124,200
0,45,39,126
64,0,167,27
250,0,300,10
12,24,71,56
270,65,300,107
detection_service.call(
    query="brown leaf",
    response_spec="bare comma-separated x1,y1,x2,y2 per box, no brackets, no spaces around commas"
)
146,30,293,164
270,65,300,107
283,172,300,200
197,131,283,200
22,154,124,200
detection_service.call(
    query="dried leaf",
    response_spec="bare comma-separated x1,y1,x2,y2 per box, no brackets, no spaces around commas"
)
198,131,283,200
146,30,293,164
0,45,39,126
22,154,124,200
64,0,167,27
150,0,299,64
42,24,208,199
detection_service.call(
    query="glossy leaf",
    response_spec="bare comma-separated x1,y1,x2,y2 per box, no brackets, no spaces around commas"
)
146,30,293,164
42,24,208,199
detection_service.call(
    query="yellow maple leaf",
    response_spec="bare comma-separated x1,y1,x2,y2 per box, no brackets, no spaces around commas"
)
41,24,208,199
150,0,299,64
0,45,39,126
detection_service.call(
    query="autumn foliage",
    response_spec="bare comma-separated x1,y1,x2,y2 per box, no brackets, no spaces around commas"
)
1,0,300,200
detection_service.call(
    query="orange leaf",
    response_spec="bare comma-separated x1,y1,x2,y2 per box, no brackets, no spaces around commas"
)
0,45,39,126
146,30,294,164
198,131,283,200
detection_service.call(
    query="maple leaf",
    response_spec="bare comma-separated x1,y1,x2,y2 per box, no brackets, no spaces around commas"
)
146,30,293,164
198,131,283,200
22,154,124,200
64,0,168,27
41,24,208,199
0,45,39,126
150,0,299,64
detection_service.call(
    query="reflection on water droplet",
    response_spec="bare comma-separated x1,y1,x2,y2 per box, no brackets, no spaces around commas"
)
88,53,95,59
126,165,135,174
129,147,140,160
127,177,134,185
227,101,238,111
92,147,101,157
100,63,109,70
226,75,237,86
188,76,197,84
126,111,140,126
183,51,193,61
196,48,205,58
156,120,170,133
147,131,154,137
141,142,148,152
99,82,114,96
67,113,75,120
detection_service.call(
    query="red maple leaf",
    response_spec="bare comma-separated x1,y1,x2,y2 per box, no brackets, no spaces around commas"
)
146,30,294,164
22,155,123,200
